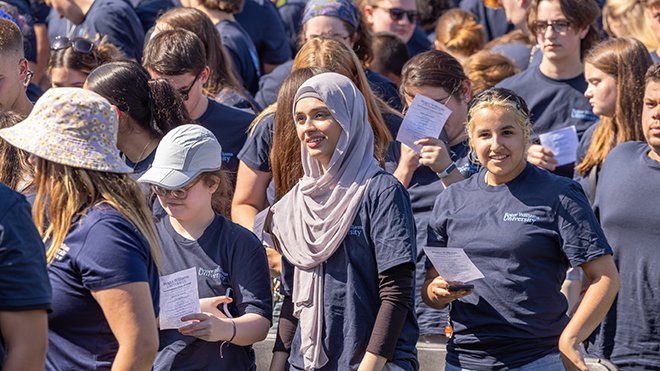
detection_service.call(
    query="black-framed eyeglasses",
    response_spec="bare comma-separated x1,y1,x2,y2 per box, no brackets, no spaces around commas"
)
530,20,572,35
50,36,95,54
178,73,201,101
372,5,417,23
151,177,202,200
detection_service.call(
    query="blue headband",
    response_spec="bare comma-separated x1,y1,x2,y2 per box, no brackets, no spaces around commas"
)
0,9,21,30
302,0,360,29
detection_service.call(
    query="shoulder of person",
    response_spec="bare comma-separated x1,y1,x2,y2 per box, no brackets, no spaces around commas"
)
494,65,533,88
601,141,648,170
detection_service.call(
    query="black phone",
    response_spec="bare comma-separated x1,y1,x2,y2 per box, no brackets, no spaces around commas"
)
447,284,474,292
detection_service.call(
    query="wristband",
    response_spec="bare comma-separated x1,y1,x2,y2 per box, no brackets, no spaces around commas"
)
436,162,457,179
220,319,236,358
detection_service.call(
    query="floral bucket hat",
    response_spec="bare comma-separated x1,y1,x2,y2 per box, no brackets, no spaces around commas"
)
0,87,132,173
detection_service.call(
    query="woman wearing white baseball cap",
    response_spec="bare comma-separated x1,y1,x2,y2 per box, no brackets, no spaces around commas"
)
138,124,272,371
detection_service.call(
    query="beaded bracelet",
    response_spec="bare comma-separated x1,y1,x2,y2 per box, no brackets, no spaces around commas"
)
220,319,236,358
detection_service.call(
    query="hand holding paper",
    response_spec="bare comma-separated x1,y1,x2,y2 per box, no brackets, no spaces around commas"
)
396,94,452,153
159,267,201,330
538,126,579,167
423,247,484,283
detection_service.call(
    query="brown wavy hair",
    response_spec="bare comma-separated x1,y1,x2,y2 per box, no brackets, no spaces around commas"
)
464,50,519,94
435,9,485,60
48,39,121,78
576,37,652,175
33,161,160,265
293,37,394,162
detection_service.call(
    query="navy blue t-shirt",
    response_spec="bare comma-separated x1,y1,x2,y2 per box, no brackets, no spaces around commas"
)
385,140,478,337
275,0,306,54
593,141,660,369
406,25,432,57
0,184,52,366
196,98,256,179
46,204,159,371
238,112,275,173
216,19,262,95
47,0,145,61
235,0,292,66
428,163,612,369
153,214,272,371
281,172,419,371
573,122,598,203
365,69,404,112
134,0,178,33
492,41,533,71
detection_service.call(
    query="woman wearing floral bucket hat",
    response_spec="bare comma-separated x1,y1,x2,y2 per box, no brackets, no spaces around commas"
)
0,87,161,371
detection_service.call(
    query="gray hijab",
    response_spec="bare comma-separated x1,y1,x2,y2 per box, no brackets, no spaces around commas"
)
270,72,381,370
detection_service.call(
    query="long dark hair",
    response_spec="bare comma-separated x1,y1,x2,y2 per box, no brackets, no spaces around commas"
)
86,61,195,138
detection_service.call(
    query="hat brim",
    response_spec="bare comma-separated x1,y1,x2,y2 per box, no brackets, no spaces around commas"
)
0,119,133,174
138,167,202,190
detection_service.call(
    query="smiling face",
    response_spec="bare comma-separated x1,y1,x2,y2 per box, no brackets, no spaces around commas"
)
294,97,343,170
533,0,587,64
470,106,528,185
642,80,660,161
584,63,617,118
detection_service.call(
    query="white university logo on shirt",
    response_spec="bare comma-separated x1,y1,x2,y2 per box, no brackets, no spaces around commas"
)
348,225,363,237
54,243,70,261
503,212,540,224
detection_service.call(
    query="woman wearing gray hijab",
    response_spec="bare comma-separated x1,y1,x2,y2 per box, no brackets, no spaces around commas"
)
268,72,419,371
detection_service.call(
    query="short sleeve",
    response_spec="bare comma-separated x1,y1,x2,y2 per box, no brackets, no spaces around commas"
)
368,182,416,273
228,232,273,322
0,196,52,311
557,183,613,267
76,216,153,291
237,113,275,172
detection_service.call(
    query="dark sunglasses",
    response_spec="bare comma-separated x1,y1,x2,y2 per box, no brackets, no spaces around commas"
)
151,177,202,200
178,73,201,101
50,36,95,54
373,6,417,23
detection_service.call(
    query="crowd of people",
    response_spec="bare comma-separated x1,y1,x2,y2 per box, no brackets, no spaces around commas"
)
0,0,658,370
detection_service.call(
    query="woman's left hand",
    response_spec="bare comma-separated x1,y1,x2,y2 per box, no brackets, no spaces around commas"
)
415,137,453,173
558,334,588,371
178,313,232,342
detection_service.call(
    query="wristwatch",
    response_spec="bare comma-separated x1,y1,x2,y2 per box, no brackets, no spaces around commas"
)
436,162,457,179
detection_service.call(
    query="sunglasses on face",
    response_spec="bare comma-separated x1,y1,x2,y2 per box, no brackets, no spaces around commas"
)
50,36,95,53
151,178,201,200
373,5,417,23
178,73,201,101
530,20,572,35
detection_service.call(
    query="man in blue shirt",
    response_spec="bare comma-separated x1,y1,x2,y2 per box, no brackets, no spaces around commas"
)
46,0,145,61
0,184,52,370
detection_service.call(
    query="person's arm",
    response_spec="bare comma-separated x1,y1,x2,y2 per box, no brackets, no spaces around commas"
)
422,267,473,310
231,161,271,231
359,263,415,371
559,255,619,371
92,282,158,371
392,142,419,187
0,310,48,371
179,311,270,346
527,144,558,171
270,295,297,371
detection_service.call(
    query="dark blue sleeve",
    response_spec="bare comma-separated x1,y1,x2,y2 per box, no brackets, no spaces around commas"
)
237,113,274,172
0,194,51,311
254,61,291,108
369,182,417,273
228,231,272,322
557,183,613,267
236,0,291,65
93,7,145,61
76,217,154,291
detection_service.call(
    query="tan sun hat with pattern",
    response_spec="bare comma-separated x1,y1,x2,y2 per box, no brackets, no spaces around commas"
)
0,87,132,173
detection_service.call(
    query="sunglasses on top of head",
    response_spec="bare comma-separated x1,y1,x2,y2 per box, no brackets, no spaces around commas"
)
50,36,95,54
